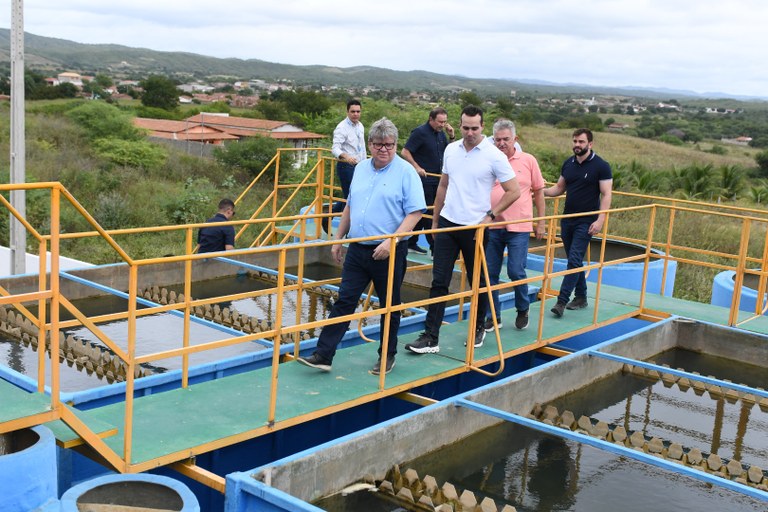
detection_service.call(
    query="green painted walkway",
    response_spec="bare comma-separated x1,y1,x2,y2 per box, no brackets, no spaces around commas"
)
0,378,51,425
4,256,768,468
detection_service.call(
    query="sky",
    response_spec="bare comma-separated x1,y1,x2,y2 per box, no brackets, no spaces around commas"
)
2,0,767,99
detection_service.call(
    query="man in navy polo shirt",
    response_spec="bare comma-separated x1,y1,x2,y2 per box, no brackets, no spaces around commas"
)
401,107,455,255
298,118,426,375
543,128,613,318
196,199,236,253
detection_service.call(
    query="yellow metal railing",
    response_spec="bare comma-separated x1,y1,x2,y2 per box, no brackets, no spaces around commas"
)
2,151,768,475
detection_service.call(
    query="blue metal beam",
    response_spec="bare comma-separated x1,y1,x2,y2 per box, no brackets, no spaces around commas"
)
455,398,768,502
588,350,768,399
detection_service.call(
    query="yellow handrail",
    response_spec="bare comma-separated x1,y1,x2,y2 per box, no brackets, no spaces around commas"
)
3,148,768,475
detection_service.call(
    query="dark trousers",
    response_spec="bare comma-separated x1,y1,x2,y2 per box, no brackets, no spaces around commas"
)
408,178,439,250
314,242,408,361
557,218,592,304
424,216,489,338
332,161,355,213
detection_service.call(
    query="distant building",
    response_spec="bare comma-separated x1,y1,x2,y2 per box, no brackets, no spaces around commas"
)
57,72,83,88
721,136,752,146
186,113,325,165
133,117,239,145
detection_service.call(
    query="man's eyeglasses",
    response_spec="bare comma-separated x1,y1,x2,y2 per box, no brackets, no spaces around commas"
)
371,142,396,150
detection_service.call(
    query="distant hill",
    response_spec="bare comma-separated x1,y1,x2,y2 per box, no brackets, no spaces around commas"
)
0,29,763,101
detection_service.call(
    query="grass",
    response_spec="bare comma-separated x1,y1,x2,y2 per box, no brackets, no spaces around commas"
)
518,124,759,172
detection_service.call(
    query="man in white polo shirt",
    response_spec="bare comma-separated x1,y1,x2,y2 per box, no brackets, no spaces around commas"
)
405,105,520,354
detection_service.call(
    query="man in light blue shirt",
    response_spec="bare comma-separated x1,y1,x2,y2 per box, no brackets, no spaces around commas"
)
299,118,426,375
330,99,366,215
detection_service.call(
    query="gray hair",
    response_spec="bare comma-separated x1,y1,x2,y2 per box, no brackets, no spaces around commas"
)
368,117,398,142
492,118,516,138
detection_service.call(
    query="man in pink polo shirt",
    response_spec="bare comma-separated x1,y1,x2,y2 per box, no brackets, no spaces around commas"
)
484,119,546,331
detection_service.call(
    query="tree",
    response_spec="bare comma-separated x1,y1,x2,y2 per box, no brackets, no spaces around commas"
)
140,75,179,110
458,91,483,108
67,102,142,141
718,165,745,201
92,138,167,170
670,164,713,199
271,90,331,117
213,136,291,179
756,150,768,175
93,73,114,89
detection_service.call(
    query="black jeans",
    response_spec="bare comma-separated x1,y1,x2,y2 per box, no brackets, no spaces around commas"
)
424,216,489,338
314,242,408,361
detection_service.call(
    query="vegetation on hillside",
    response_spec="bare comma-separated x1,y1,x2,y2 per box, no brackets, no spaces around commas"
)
2,91,768,303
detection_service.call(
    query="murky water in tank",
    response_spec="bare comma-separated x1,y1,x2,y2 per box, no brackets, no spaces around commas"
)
547,348,768,468
316,347,768,511
316,423,766,511
0,264,429,391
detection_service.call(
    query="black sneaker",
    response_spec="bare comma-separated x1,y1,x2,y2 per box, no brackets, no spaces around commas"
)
297,353,332,371
465,327,485,348
474,327,485,348
551,302,566,318
566,296,588,310
483,318,502,332
370,356,395,375
515,310,529,330
408,245,428,255
405,332,439,354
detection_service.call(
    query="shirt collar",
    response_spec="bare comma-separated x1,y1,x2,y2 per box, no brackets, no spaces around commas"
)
370,157,395,173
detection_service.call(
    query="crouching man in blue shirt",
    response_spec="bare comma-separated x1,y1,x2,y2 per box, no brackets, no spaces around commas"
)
195,198,236,254
298,118,426,375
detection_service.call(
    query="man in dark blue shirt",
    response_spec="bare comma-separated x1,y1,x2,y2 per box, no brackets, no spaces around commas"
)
196,199,236,253
401,107,455,255
543,128,613,318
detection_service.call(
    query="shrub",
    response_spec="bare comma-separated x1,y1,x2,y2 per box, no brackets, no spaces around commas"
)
213,136,292,179
94,191,134,229
67,102,142,141
707,145,727,155
756,150,768,175
164,177,220,224
92,138,167,170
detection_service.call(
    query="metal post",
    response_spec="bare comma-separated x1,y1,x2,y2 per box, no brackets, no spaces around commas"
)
10,0,26,274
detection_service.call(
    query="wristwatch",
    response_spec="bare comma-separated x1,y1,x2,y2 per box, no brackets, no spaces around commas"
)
486,210,496,220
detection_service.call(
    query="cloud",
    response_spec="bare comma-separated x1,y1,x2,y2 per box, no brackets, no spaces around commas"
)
2,0,766,97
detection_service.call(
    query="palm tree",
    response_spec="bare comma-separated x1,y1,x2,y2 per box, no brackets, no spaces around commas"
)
670,164,713,200
717,165,745,201
748,181,768,204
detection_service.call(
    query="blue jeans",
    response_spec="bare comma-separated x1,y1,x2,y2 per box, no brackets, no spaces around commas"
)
332,161,355,213
558,218,592,304
409,178,439,250
424,216,489,338
314,242,407,361
485,230,530,321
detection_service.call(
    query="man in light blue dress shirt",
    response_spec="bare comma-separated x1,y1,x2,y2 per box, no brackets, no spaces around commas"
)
299,117,426,375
